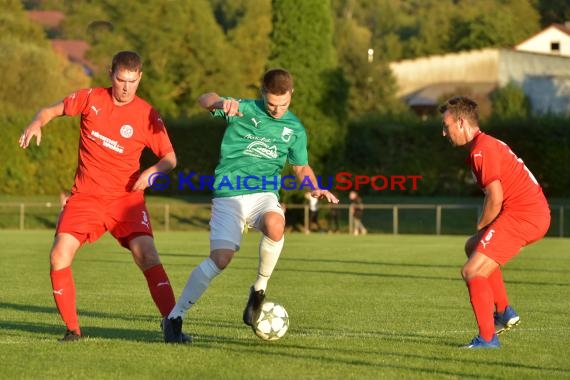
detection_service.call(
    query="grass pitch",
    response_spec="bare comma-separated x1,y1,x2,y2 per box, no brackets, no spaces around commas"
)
1,231,569,379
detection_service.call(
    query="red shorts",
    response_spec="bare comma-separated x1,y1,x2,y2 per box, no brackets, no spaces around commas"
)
56,191,153,248
476,210,550,265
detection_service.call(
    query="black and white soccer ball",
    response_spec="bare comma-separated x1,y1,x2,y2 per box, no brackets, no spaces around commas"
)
253,302,289,341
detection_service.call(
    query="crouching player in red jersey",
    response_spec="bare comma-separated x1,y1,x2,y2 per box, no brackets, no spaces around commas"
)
439,96,550,349
18,51,187,342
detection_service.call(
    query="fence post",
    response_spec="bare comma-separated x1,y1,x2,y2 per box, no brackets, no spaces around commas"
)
19,203,25,231
558,206,564,237
436,205,442,235
348,205,353,235
164,204,170,232
392,205,399,235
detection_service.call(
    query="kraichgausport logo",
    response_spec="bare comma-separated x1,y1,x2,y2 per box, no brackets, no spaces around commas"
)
147,172,421,192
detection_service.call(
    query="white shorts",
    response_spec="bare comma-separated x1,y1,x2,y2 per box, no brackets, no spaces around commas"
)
210,192,284,252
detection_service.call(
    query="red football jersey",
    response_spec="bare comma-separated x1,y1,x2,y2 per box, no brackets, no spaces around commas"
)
468,131,547,211
63,88,174,195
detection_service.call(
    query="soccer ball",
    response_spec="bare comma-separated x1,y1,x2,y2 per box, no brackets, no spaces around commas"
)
253,302,289,341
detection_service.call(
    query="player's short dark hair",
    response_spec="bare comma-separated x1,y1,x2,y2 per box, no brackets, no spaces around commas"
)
439,96,479,124
262,69,293,95
111,51,142,74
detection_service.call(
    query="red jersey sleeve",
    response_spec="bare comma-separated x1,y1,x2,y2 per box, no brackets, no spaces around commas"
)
145,108,174,158
470,143,501,188
63,88,92,117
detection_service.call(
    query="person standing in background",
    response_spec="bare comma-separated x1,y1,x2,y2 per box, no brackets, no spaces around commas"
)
349,191,367,236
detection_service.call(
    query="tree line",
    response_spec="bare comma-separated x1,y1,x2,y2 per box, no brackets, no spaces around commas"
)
2,0,570,199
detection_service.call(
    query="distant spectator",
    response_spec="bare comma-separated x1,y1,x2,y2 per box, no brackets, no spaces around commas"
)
349,191,367,236
327,194,340,234
305,192,321,232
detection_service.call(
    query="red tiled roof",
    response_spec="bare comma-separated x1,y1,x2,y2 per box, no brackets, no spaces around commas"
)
27,11,96,75
552,23,570,36
27,10,65,28
51,39,95,74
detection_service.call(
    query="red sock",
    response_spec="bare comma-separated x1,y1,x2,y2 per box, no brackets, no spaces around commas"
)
50,266,80,334
467,276,495,341
488,267,508,313
143,264,176,317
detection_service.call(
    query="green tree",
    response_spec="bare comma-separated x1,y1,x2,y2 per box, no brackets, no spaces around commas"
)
333,0,408,62
61,0,242,117
536,0,570,27
451,0,541,51
490,82,531,119
268,0,348,177
333,7,406,118
212,0,272,97
0,0,89,114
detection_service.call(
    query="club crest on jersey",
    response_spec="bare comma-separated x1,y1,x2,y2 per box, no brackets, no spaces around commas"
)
281,127,293,142
120,124,134,138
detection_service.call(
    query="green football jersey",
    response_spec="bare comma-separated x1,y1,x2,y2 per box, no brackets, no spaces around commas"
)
211,98,308,198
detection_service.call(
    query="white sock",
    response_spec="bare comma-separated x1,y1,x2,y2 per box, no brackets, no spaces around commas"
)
168,257,221,319
253,235,284,292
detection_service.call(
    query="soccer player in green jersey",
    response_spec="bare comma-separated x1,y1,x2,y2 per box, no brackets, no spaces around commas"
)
163,68,338,343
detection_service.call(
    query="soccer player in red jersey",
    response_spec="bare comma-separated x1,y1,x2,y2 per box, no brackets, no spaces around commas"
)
440,96,550,349
19,51,184,342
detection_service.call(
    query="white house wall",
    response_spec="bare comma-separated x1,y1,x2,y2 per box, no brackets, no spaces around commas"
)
499,50,570,115
390,48,570,115
389,49,500,97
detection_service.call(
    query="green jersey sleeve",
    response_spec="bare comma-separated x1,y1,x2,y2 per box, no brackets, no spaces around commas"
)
287,127,308,166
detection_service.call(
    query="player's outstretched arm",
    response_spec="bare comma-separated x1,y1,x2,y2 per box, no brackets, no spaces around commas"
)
198,92,242,116
19,101,65,149
292,165,339,204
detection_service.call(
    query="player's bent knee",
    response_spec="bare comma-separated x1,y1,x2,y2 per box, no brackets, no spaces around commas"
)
261,213,285,240
210,248,235,270
133,251,161,271
267,229,284,242
50,234,81,269
265,220,285,241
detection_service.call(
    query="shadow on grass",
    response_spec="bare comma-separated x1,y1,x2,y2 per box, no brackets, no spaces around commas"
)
1,320,162,343
186,329,570,379
161,251,570,276
0,302,163,342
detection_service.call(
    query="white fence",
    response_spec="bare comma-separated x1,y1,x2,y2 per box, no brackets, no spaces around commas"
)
1,202,567,237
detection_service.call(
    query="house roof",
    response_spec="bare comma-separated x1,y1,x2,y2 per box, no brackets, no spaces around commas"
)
51,39,95,75
515,23,570,48
26,10,65,29
552,23,570,36
405,82,497,107
26,11,96,76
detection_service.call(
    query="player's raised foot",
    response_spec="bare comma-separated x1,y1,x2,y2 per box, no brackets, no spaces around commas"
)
462,334,500,349
494,305,520,335
243,286,265,327
162,316,190,344
60,329,82,342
